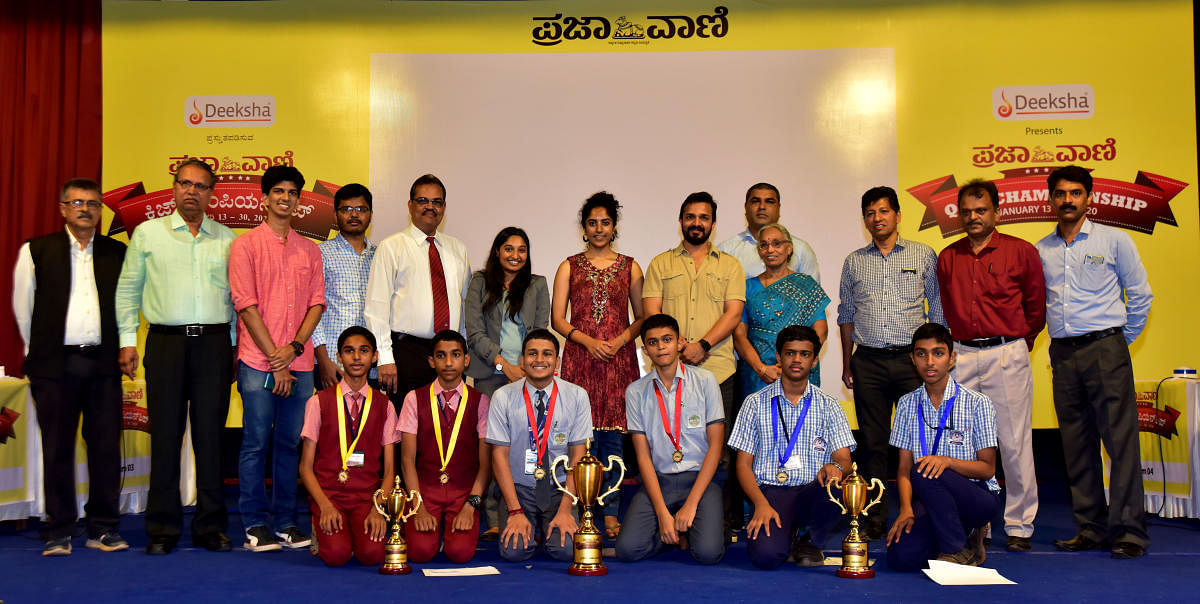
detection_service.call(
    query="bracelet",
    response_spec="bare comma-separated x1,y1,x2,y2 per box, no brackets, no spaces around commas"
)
507,508,525,517
566,327,578,342
831,461,844,472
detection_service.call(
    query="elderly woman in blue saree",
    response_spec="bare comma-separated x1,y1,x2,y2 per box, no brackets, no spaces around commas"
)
733,223,830,395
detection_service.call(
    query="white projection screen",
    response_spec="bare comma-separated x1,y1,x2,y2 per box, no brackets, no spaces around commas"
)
370,49,896,395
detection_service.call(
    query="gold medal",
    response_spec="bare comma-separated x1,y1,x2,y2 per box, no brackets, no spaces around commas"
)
776,470,788,483
672,449,684,463
439,472,449,484
338,470,349,483
534,466,547,480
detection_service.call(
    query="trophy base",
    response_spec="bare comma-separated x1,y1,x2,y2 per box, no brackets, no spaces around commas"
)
568,564,609,576
379,564,412,575
836,567,875,579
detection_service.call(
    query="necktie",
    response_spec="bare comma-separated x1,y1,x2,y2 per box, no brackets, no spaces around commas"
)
345,392,364,439
427,236,450,333
440,391,455,425
534,389,552,510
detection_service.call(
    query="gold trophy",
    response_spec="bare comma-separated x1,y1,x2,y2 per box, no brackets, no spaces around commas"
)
825,462,885,578
373,475,422,575
550,439,627,576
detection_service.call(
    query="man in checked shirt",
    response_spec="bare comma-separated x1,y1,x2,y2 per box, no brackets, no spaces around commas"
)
837,186,945,540
314,183,378,390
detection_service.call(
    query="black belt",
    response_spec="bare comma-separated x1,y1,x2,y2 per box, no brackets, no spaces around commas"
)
63,344,102,355
149,323,229,337
955,336,1020,349
1051,326,1122,347
392,332,432,345
855,344,912,355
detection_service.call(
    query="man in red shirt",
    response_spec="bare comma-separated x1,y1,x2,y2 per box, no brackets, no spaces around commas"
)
936,179,1045,553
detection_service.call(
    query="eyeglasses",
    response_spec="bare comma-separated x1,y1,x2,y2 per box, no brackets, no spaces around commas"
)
757,239,791,251
175,179,213,192
62,199,102,209
337,205,371,214
412,197,445,208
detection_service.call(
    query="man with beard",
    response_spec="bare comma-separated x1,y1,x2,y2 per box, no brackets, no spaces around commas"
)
1035,165,1152,559
717,182,820,281
314,183,378,390
116,159,237,555
365,174,470,411
837,185,944,540
936,179,1045,553
15,178,127,556
644,191,746,536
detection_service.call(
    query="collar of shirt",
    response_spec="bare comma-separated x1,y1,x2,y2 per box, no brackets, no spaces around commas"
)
332,232,374,255
254,220,297,244
916,376,960,413
764,378,813,407
737,228,756,243
64,225,94,255
672,242,719,259
169,209,217,237
523,378,556,404
951,231,1003,256
651,362,686,392
866,235,909,255
433,379,466,410
404,222,440,245
338,379,373,416
1050,217,1094,244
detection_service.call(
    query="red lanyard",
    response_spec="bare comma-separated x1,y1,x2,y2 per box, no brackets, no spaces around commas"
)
652,365,685,452
522,381,558,462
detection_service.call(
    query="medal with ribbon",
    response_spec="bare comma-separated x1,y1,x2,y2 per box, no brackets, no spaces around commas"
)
523,381,558,480
335,384,373,483
918,382,958,458
430,383,469,485
653,365,686,463
771,389,812,484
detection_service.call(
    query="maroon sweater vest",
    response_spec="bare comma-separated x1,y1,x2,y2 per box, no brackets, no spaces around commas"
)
414,384,482,491
313,385,388,495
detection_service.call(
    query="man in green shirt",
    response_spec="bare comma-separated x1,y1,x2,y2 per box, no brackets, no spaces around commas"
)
115,159,238,555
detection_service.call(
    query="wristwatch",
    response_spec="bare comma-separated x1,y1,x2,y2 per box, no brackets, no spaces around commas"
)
466,494,482,508
495,362,504,372
698,338,712,353
290,340,304,357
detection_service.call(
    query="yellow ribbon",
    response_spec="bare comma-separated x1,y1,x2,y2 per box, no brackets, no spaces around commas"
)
335,384,373,474
429,383,469,475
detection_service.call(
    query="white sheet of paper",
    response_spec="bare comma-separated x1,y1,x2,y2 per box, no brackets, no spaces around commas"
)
922,560,1016,585
421,566,501,577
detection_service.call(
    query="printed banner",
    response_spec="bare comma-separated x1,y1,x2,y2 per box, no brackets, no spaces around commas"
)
1104,380,1193,498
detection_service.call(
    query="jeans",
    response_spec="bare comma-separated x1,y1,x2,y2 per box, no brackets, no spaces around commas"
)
237,362,314,531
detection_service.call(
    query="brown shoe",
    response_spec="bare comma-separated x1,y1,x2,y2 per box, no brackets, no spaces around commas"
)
1054,533,1107,552
936,547,980,566
968,527,987,565
1005,536,1032,552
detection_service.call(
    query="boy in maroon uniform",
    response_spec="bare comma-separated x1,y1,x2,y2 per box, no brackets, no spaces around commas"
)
299,326,398,566
400,330,491,563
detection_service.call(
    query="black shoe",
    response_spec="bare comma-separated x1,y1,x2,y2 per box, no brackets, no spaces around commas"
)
967,527,987,565
146,537,176,555
862,521,885,542
793,539,825,568
1005,536,1032,552
194,532,233,552
1054,533,1107,552
1111,541,1146,559
479,527,499,542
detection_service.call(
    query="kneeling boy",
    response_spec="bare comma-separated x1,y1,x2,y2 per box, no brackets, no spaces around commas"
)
399,330,491,563
487,329,592,562
886,323,1001,570
728,325,855,569
616,313,726,564
298,326,396,567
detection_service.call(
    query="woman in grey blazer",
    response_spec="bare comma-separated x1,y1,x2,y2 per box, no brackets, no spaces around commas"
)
464,226,550,397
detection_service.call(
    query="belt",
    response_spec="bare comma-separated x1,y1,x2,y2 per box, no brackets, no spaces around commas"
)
1051,326,1122,347
149,323,229,337
63,344,102,355
392,331,432,345
955,336,1020,349
855,344,912,355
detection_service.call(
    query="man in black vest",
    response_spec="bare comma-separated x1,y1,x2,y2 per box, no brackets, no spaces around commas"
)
12,178,128,556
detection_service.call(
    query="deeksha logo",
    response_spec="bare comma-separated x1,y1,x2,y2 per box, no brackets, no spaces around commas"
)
993,84,1094,121
186,95,276,128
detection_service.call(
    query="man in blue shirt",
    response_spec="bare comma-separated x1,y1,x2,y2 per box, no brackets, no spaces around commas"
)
314,183,377,390
1035,165,1153,559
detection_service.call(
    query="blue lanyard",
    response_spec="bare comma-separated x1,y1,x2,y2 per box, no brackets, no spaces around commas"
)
918,383,958,457
771,390,813,469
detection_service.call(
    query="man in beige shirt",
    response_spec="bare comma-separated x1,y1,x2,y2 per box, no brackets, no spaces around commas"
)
644,191,746,535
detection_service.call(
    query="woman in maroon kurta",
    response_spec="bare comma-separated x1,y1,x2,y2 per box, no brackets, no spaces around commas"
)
551,191,645,537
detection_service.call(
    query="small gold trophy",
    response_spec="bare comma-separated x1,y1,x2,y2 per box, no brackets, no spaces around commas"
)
373,475,422,575
550,439,627,576
825,462,885,578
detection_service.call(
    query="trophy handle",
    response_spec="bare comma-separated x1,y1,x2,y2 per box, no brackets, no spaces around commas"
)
595,455,627,507
372,488,388,519
861,477,886,515
399,489,423,522
825,476,848,514
549,454,578,505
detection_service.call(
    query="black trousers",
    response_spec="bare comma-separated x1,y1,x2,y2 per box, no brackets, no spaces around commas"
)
387,333,436,414
143,330,231,541
29,349,122,540
1049,333,1147,546
850,346,921,532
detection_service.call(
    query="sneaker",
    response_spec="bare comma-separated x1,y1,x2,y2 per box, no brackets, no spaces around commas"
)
793,539,825,568
86,532,129,552
275,526,312,549
244,525,282,552
42,537,72,556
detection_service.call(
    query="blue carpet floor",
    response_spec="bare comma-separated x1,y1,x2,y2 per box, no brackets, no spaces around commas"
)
3,481,1197,603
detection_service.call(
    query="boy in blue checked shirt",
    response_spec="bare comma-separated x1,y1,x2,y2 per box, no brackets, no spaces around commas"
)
615,314,726,564
886,323,1001,570
728,325,855,569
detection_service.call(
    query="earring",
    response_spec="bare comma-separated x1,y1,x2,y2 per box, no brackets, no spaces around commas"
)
582,234,589,243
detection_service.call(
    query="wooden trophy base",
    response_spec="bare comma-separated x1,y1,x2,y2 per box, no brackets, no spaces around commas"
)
380,564,413,575
568,565,609,576
837,567,875,579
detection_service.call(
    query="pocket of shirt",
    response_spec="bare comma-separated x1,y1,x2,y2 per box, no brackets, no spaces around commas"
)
659,269,689,302
1077,261,1114,293
208,257,230,291
703,272,729,303
893,271,922,302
